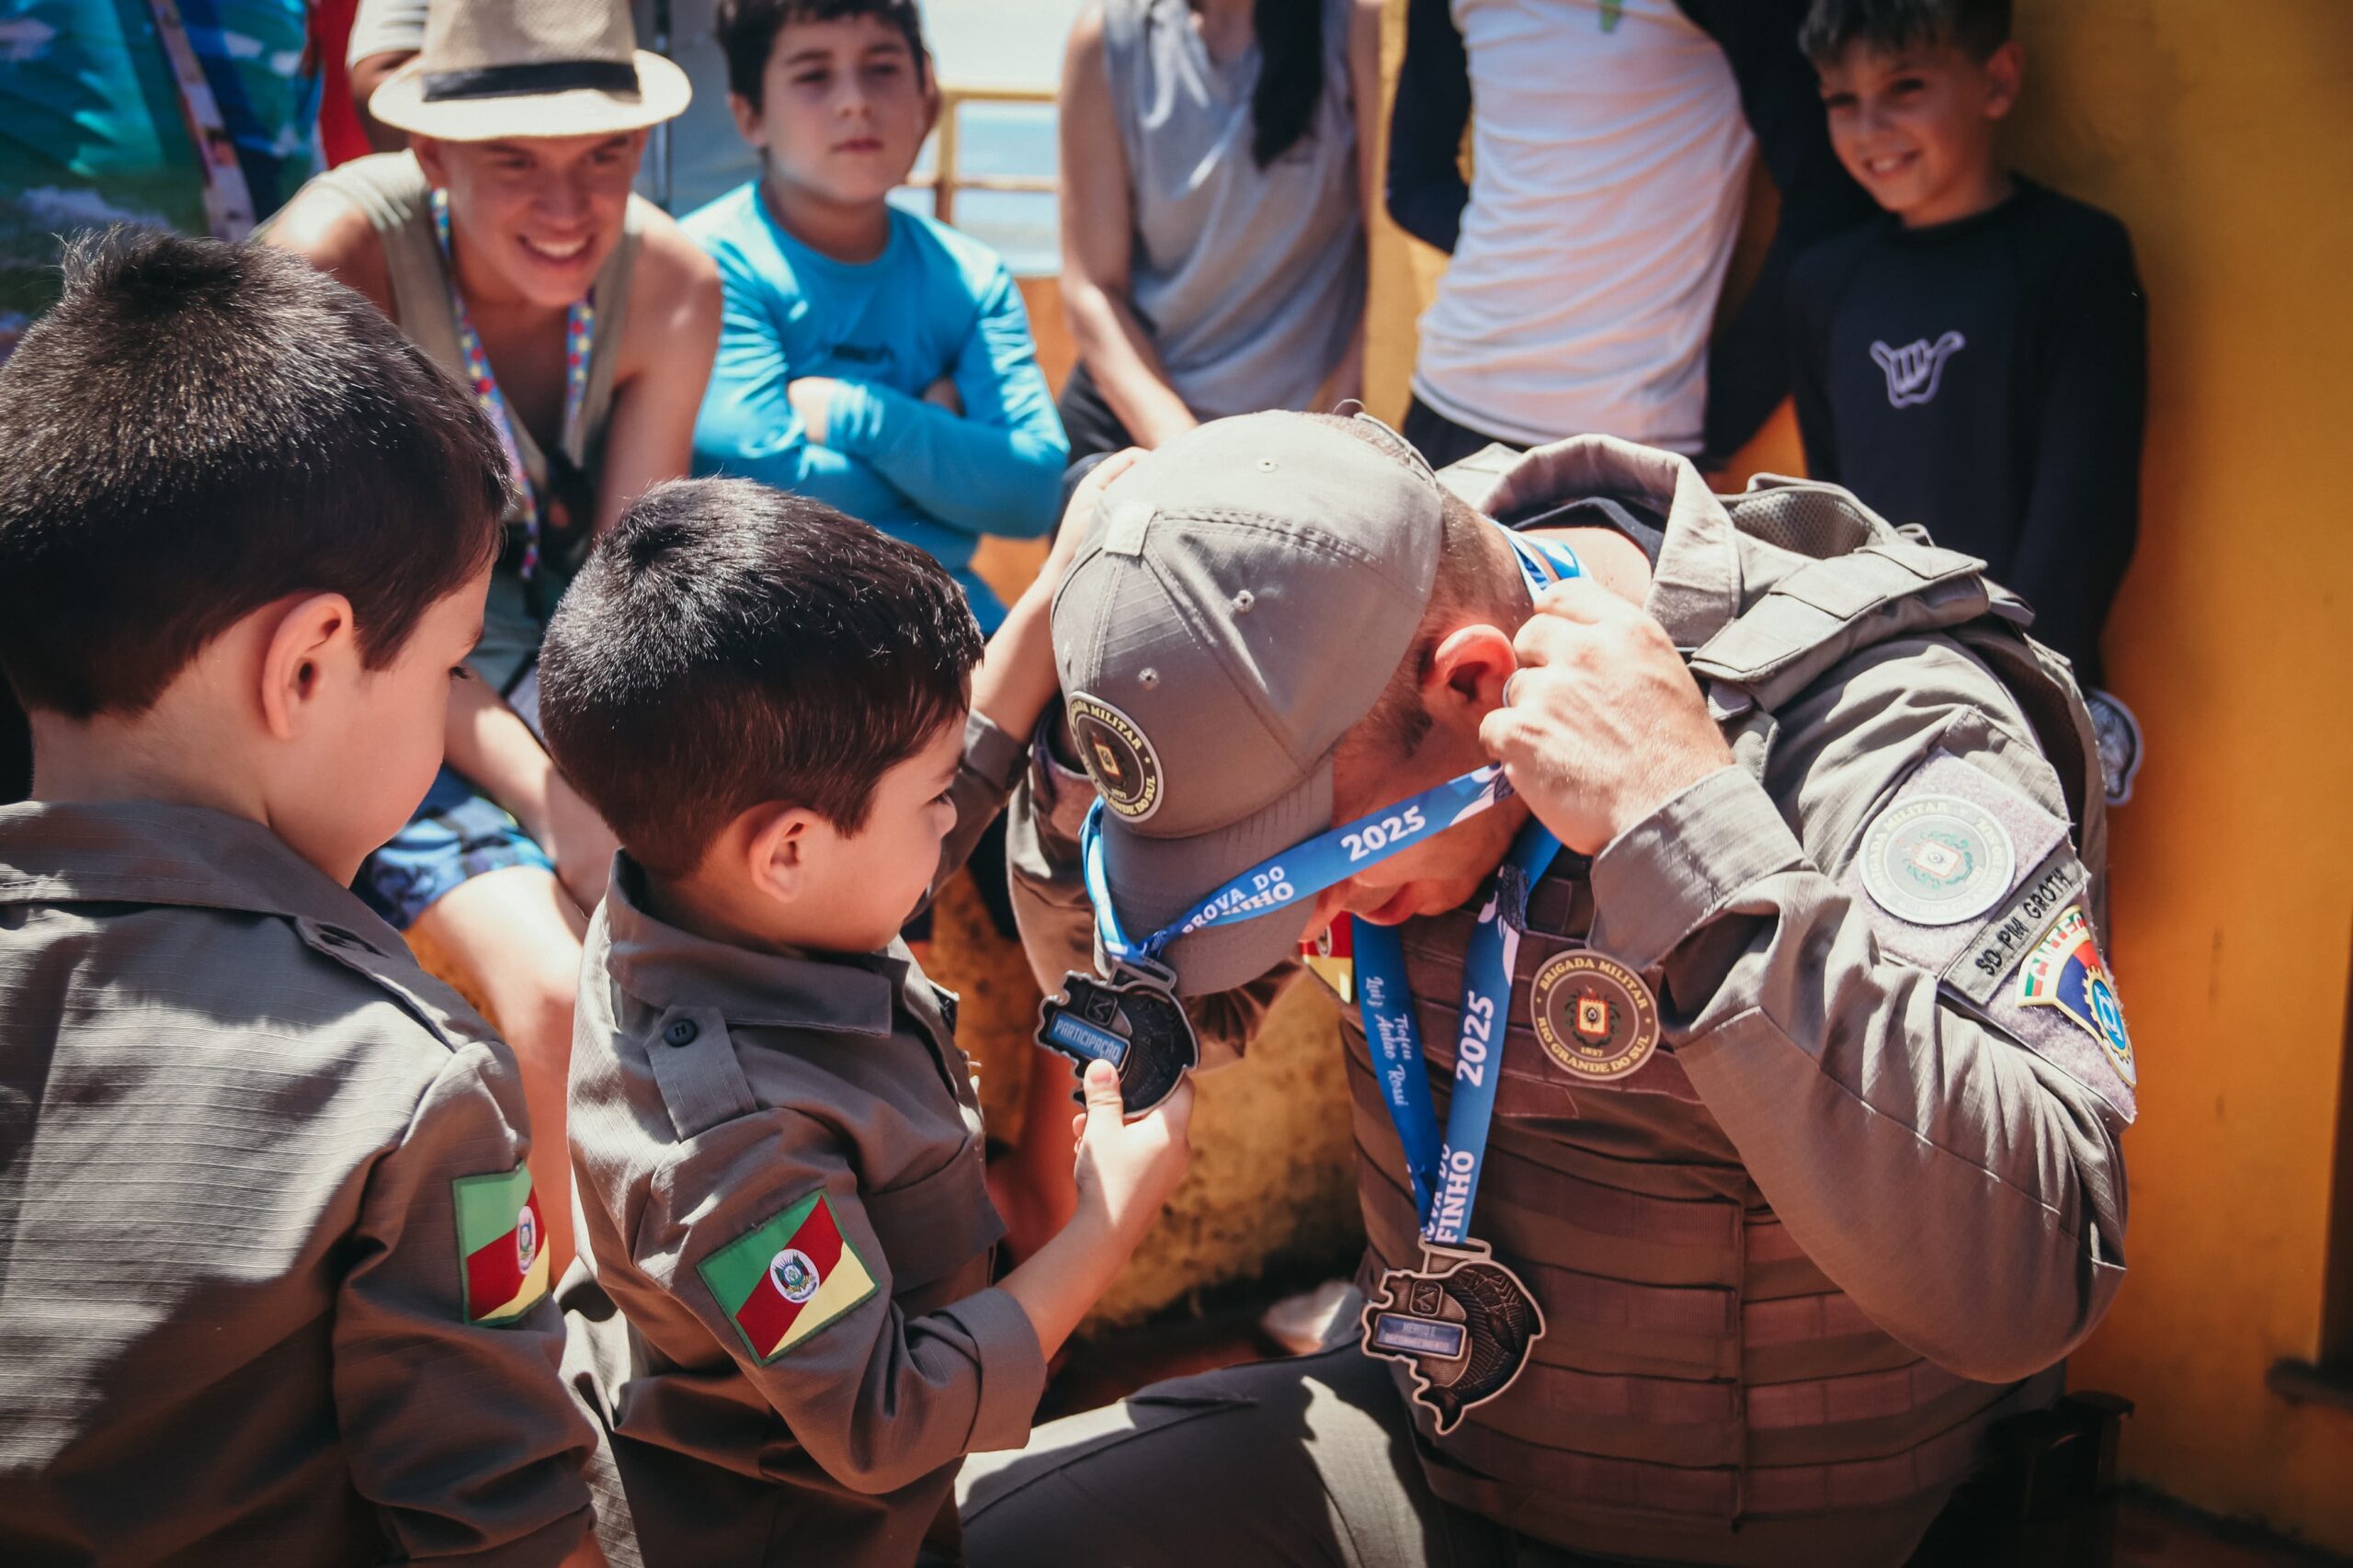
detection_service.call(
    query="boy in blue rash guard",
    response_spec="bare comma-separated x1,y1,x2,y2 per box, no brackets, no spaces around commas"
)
688,0,1068,631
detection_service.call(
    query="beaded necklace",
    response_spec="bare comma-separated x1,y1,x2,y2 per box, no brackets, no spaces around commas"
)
431,188,596,581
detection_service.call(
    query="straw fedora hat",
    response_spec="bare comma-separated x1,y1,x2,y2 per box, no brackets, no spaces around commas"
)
370,0,691,142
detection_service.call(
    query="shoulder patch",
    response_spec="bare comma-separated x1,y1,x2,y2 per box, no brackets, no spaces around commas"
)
2018,904,2135,1087
1843,750,2134,1123
1858,790,2015,926
699,1192,878,1365
1845,750,2070,969
453,1164,551,1325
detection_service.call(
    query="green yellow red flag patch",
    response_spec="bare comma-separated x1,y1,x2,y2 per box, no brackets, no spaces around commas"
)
699,1192,877,1364
452,1164,550,1325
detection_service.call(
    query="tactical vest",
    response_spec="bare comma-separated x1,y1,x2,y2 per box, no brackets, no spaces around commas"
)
1342,476,2106,1566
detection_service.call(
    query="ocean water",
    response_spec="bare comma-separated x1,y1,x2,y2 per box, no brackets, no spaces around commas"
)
891,98,1063,276
890,0,1084,276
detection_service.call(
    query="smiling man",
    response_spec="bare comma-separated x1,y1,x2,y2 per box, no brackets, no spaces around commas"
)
267,0,722,1277
969,411,2135,1567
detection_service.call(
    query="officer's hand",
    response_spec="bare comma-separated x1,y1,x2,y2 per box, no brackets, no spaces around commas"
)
1068,1060,1193,1247
1480,580,1735,856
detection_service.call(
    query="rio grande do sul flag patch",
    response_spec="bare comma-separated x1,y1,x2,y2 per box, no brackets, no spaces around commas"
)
699,1192,877,1364
452,1164,550,1325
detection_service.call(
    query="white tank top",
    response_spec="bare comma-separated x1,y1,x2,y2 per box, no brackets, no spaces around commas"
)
1410,0,1754,452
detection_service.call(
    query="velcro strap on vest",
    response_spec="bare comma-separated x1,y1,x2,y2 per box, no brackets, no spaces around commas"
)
1947,624,2110,919
1688,543,1992,714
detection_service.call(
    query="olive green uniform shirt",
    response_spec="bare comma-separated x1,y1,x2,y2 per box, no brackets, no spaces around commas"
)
0,801,595,1565
561,713,1047,1568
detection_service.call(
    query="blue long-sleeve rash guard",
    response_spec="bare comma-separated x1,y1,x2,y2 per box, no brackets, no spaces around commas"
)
684,186,1070,629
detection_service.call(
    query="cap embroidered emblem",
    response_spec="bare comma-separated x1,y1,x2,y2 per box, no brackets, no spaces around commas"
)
1066,693,1164,822
1859,793,2016,926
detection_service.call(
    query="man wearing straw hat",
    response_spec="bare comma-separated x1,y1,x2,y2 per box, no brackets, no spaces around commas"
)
270,0,723,1275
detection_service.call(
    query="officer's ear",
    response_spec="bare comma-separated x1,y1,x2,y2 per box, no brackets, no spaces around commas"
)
1425,623,1518,722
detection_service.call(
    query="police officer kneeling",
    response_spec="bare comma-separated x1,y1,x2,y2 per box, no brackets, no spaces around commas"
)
964,413,2132,1568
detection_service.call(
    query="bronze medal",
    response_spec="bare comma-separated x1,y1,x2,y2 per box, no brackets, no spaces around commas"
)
1359,1239,1546,1435
1529,948,1660,1083
1035,958,1199,1116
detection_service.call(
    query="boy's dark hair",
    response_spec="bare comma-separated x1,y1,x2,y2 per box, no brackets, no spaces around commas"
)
1799,0,2012,64
0,231,509,719
717,0,929,111
537,479,983,876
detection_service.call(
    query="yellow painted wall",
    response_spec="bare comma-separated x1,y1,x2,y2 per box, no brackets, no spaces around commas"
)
1366,0,2353,1548
2013,3,2353,1551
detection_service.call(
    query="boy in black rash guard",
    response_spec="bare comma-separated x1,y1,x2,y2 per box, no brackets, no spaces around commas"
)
1788,0,2147,736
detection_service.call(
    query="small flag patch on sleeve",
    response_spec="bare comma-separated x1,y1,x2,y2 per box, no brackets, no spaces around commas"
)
452,1164,550,1325
698,1192,878,1365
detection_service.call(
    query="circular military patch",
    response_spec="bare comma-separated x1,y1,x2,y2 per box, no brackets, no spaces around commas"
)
1529,949,1661,1083
1859,793,2015,926
769,1247,821,1303
1066,693,1164,823
514,1204,539,1273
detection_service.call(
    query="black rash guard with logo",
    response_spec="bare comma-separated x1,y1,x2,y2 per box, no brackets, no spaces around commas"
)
1787,178,2146,686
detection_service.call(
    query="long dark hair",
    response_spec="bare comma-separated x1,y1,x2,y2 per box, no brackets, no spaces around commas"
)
1249,0,1324,167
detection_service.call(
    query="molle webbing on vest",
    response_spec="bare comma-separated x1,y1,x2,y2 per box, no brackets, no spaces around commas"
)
1338,855,2034,1540
1694,477,2110,916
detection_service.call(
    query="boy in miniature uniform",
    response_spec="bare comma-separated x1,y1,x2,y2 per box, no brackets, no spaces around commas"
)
267,0,726,1272
1789,0,2148,792
0,234,594,1562
539,463,1190,1568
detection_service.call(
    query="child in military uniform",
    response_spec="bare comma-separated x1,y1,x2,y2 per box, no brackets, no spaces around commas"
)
0,233,595,1562
536,466,1192,1568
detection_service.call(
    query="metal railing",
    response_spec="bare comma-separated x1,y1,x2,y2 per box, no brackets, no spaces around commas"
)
905,84,1056,226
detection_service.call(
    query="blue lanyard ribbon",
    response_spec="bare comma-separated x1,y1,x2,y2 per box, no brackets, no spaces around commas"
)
1083,764,1519,968
1354,821,1558,1243
1074,526,1584,1244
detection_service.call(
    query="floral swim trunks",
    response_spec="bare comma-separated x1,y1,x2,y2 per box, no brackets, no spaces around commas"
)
355,766,556,931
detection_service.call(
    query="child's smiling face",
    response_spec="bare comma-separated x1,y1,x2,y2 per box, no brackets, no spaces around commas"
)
734,13,934,212
1817,35,2023,227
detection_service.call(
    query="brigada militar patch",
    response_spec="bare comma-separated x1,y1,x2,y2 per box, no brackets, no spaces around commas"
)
1529,949,1659,1083
1859,791,2015,926
1065,693,1163,823
699,1193,877,1365
452,1164,550,1326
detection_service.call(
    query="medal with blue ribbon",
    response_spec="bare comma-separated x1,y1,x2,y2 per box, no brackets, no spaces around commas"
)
1352,820,1557,1435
